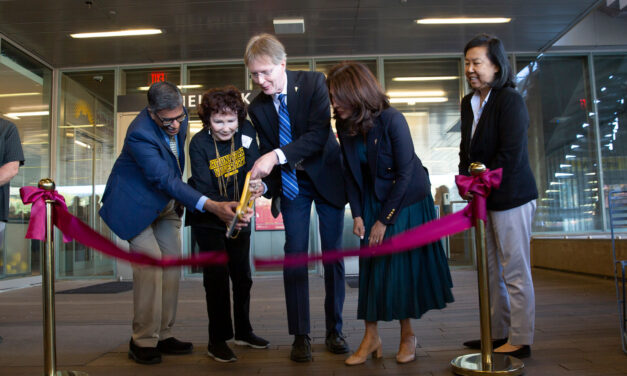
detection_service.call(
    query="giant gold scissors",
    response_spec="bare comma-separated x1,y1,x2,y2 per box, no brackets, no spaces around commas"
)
226,171,256,238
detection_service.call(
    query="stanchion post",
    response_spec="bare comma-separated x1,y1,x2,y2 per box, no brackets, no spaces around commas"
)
37,178,89,376
450,163,524,376
39,178,57,376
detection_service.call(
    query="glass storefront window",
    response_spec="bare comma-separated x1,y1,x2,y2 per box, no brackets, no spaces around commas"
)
593,56,627,208
516,56,601,233
0,40,51,278
58,70,115,277
383,58,467,264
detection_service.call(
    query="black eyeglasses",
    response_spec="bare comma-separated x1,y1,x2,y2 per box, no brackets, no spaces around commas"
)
154,112,186,126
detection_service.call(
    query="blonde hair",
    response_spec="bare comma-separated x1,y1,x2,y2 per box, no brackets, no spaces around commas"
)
244,33,287,66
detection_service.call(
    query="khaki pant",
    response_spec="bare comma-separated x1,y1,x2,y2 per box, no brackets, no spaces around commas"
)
486,200,537,346
129,200,181,347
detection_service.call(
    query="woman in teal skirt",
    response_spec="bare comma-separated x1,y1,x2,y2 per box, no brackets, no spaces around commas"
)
326,61,454,365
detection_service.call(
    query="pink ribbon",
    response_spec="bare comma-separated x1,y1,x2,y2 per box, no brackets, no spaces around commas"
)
20,186,227,267
255,169,502,268
455,168,503,222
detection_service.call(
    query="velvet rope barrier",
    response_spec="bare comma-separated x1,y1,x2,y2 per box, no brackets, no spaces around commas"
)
20,186,228,267
254,168,502,268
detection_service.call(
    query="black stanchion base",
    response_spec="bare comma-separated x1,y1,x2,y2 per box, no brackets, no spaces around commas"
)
451,353,524,375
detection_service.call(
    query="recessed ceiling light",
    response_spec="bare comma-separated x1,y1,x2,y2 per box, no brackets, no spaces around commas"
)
4,111,49,119
416,18,511,24
70,29,162,39
0,92,40,98
393,76,458,82
273,18,305,34
136,84,203,91
387,90,446,97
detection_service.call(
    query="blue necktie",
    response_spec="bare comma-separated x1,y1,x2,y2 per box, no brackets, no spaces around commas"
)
278,94,298,200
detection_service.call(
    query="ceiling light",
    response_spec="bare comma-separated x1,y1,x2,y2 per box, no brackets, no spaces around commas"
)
74,140,91,149
4,111,49,120
137,84,203,91
389,97,448,105
416,18,511,24
70,29,162,39
0,92,40,98
387,90,446,97
273,18,305,34
392,76,458,82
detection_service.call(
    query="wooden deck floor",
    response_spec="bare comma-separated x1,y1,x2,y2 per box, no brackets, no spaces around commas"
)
0,268,626,375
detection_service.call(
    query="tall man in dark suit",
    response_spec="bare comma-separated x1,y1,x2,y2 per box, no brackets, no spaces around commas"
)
100,81,250,365
244,33,348,362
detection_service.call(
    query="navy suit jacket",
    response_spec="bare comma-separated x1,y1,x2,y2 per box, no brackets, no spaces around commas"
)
459,87,538,211
248,70,346,208
339,107,430,225
99,108,202,240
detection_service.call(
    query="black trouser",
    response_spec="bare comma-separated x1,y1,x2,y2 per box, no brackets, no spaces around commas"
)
192,227,253,344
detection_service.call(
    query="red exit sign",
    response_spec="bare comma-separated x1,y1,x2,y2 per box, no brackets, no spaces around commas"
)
150,72,167,84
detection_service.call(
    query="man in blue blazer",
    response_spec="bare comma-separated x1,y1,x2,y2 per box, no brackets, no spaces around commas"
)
244,34,348,362
100,81,248,364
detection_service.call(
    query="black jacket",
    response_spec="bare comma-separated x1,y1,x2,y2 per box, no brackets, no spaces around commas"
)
339,107,430,225
248,70,346,209
185,120,260,231
459,87,538,211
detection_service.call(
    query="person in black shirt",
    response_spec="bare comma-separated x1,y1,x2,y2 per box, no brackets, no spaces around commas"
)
185,86,268,362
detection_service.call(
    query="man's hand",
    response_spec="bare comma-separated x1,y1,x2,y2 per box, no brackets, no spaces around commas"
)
250,151,279,179
368,220,387,246
249,178,264,200
203,200,239,224
353,216,365,240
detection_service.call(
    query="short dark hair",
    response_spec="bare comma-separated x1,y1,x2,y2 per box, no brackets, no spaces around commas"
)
147,81,183,113
326,61,389,137
197,86,247,129
464,34,515,89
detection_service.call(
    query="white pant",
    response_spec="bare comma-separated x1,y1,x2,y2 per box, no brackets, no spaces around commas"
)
485,200,536,345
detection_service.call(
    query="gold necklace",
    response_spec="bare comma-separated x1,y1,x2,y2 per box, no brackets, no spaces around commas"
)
211,133,242,238
211,133,239,201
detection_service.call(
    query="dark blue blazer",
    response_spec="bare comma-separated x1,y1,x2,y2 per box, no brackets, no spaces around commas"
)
339,107,430,225
248,70,346,209
99,108,202,240
459,87,538,211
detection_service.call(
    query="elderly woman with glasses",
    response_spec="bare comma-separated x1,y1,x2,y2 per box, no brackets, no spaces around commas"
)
185,85,269,363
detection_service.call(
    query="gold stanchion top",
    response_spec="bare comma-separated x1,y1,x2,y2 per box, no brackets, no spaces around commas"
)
38,178,56,191
469,162,486,176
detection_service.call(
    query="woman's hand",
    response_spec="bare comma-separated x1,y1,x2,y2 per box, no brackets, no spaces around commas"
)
462,192,474,201
353,216,365,239
368,220,387,246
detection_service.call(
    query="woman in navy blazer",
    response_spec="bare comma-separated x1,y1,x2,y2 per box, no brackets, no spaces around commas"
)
459,34,538,358
327,62,454,366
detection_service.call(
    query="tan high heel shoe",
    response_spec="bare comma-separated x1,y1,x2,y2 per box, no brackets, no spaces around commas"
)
396,335,417,364
345,336,382,366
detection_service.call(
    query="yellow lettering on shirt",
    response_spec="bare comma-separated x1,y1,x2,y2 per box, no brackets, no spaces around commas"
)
209,147,245,177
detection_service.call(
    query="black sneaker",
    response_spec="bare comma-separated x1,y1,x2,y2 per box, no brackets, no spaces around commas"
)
207,341,237,363
128,339,161,365
325,331,349,354
290,335,312,362
234,332,270,349
157,337,193,355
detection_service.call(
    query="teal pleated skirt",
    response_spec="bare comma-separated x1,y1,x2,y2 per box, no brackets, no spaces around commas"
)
357,191,455,321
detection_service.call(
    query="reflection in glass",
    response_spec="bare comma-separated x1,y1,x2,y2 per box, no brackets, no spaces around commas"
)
516,56,601,232
0,40,51,278
58,71,115,277
383,58,467,264
593,55,627,216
